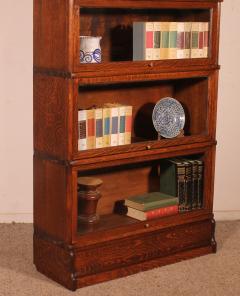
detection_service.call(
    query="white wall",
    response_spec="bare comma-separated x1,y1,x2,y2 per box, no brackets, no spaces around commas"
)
0,1,33,222
0,1,239,222
214,0,240,220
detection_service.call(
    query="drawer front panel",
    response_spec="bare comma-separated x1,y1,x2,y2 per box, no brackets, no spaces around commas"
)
75,219,212,277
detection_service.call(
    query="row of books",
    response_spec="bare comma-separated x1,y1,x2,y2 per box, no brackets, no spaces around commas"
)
125,192,178,221
133,22,209,61
124,157,204,221
78,104,132,150
160,157,204,212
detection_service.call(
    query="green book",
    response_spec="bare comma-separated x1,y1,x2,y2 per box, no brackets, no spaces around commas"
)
124,192,178,211
160,158,186,212
185,159,199,210
196,159,204,208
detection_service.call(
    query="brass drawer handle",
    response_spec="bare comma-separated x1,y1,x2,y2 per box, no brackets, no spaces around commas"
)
145,223,150,228
146,145,151,150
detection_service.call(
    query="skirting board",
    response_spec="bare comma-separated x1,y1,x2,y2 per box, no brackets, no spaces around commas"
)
0,211,240,223
0,213,33,223
214,211,240,221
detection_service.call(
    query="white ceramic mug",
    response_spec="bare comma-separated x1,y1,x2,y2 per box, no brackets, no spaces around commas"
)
80,36,102,63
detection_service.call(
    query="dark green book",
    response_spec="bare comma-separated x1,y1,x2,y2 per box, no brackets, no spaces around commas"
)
187,159,199,210
124,192,178,211
180,159,192,211
196,159,204,208
160,158,186,212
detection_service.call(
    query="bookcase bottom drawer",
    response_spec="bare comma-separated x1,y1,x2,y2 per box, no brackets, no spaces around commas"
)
74,218,214,275
34,218,216,291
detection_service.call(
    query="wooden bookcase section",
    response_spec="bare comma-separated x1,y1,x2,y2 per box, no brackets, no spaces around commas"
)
34,0,222,291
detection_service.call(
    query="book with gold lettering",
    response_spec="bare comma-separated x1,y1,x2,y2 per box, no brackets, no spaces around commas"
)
78,109,87,151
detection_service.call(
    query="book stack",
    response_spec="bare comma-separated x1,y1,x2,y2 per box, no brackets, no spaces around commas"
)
125,192,178,221
160,157,204,212
133,22,209,60
78,104,132,150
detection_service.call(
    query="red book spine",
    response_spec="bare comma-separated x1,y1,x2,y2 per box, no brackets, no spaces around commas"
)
146,31,153,48
125,116,132,133
88,118,95,137
204,30,209,47
145,205,178,220
199,31,204,49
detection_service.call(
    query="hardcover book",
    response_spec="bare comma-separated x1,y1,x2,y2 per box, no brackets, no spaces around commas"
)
103,107,111,147
177,22,185,59
188,159,199,210
203,22,209,57
127,205,178,221
125,192,178,211
168,22,177,59
191,22,200,58
125,105,132,145
198,22,204,58
95,108,103,148
153,22,161,60
87,108,95,150
78,110,87,151
181,159,192,211
160,158,186,212
196,159,204,208
118,105,126,145
160,22,170,59
184,22,192,58
133,22,154,60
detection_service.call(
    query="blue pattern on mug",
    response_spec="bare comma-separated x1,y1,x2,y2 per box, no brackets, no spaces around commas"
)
80,49,101,63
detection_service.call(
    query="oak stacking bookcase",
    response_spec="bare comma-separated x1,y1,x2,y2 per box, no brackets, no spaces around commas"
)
33,0,222,291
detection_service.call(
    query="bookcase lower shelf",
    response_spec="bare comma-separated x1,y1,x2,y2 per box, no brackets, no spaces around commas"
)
34,216,216,291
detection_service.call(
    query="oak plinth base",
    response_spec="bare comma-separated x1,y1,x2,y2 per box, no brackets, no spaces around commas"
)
34,218,216,291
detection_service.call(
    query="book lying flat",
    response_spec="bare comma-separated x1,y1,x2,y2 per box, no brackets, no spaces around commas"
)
127,205,178,221
124,192,178,211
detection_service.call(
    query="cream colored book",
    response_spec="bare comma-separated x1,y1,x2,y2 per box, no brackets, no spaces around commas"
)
86,109,95,150
103,107,111,147
184,22,192,59
191,22,200,58
160,22,170,59
95,108,103,148
168,22,177,59
104,103,119,146
78,109,87,151
203,22,209,58
198,22,204,58
153,22,161,60
125,105,132,145
176,22,185,59
133,22,154,61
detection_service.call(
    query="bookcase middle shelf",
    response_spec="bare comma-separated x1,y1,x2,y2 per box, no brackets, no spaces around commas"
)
76,75,214,157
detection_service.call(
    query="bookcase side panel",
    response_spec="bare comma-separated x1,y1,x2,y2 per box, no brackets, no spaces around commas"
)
208,70,219,139
34,74,73,160
203,145,216,211
34,0,75,72
34,156,73,242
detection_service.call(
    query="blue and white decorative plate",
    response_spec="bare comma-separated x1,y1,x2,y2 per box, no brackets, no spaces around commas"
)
152,97,185,138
